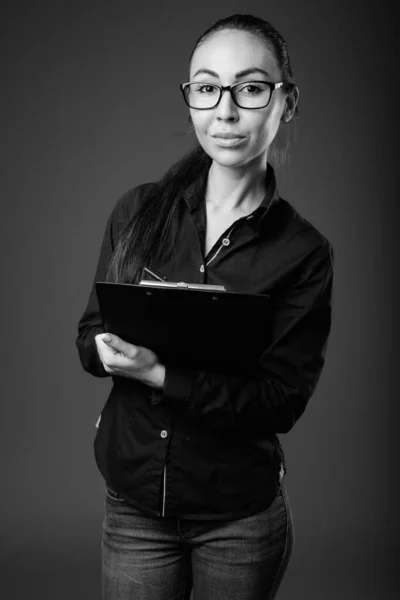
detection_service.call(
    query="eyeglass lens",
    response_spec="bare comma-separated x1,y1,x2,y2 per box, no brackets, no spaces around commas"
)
184,82,271,109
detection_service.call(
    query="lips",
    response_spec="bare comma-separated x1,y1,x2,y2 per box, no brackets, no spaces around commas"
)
212,133,245,139
212,136,246,148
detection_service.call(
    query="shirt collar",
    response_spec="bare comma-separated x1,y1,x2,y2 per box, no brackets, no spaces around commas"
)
182,161,280,231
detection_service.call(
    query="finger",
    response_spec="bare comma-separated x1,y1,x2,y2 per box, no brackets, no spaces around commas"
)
94,336,112,371
102,333,138,359
102,333,125,352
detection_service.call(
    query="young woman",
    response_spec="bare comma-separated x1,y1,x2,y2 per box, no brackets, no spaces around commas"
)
76,13,334,600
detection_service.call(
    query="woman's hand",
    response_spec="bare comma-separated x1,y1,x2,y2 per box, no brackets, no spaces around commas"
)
95,333,166,389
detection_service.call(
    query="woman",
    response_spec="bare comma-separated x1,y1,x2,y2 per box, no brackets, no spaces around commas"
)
76,13,334,600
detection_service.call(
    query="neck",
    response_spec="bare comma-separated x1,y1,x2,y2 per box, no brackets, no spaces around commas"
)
205,153,268,214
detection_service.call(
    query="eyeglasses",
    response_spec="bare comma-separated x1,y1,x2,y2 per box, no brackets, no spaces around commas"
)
180,80,286,110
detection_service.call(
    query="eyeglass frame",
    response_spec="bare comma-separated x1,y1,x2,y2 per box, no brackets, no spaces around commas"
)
180,80,289,110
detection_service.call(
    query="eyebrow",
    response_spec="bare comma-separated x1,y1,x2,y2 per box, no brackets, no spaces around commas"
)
192,67,271,79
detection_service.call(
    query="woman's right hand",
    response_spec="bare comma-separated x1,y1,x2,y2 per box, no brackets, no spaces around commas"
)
94,333,165,388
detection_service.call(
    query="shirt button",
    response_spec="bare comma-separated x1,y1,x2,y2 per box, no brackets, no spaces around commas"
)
200,264,205,273
222,238,230,246
160,430,168,438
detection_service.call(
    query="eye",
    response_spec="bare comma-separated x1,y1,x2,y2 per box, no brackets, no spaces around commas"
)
237,82,268,95
193,84,218,94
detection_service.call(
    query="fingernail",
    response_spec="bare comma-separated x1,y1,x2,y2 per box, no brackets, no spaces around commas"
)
103,334,111,343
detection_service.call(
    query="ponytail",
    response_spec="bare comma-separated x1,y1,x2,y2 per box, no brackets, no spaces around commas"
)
106,144,212,284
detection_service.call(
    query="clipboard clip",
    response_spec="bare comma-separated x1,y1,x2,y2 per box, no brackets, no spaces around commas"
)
141,266,227,292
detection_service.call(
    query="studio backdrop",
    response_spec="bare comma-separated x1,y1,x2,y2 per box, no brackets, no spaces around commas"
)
1,1,398,599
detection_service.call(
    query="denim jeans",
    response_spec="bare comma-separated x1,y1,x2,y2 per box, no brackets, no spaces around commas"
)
101,476,294,600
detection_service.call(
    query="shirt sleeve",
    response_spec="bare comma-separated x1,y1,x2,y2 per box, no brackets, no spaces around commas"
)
162,240,335,434
75,191,132,377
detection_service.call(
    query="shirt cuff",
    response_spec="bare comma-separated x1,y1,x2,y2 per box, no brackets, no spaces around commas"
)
162,366,195,402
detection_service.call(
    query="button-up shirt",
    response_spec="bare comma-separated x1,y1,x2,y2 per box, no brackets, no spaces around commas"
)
76,163,334,520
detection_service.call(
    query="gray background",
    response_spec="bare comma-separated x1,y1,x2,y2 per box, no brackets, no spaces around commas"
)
1,0,399,598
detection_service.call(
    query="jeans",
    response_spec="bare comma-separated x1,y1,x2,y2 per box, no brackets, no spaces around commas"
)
101,477,294,600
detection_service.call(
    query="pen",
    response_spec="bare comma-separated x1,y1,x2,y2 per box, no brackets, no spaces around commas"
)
142,266,168,282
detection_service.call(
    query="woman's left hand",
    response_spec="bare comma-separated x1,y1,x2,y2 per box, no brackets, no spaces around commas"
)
95,333,166,389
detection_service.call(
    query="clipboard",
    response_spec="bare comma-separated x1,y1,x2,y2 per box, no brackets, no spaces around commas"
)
95,281,272,373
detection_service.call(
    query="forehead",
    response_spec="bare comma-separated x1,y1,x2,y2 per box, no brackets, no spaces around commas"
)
190,29,280,79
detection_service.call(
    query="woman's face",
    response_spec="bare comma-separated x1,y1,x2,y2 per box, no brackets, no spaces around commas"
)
189,30,289,169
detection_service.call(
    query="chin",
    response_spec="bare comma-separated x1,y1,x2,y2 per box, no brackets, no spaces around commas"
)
208,150,248,167
198,136,251,166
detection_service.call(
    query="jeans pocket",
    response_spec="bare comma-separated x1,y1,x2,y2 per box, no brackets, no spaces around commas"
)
105,485,127,504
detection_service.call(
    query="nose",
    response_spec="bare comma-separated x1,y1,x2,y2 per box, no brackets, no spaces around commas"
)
214,89,239,121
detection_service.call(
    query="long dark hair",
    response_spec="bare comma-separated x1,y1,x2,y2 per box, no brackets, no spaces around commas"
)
107,14,298,284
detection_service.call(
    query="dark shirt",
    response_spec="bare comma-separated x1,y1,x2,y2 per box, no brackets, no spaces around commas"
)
76,163,334,520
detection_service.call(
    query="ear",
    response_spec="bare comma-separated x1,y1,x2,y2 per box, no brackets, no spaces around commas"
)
281,85,300,123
